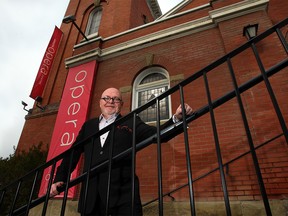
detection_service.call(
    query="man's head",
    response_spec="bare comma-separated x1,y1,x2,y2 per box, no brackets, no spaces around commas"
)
99,87,123,118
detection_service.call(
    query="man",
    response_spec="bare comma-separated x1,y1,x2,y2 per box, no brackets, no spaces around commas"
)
50,87,193,215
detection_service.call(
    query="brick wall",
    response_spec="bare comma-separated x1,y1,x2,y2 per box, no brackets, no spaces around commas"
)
17,0,288,206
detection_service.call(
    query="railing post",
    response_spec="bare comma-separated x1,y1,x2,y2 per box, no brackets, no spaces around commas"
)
82,137,96,214
60,148,76,216
25,170,40,215
250,41,288,145
0,189,5,210
179,86,196,216
275,28,288,54
131,113,137,215
227,56,272,215
42,162,57,216
156,98,164,216
9,180,22,216
202,73,232,216
105,125,115,215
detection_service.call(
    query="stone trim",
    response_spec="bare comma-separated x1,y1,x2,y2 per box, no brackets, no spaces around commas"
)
65,0,269,68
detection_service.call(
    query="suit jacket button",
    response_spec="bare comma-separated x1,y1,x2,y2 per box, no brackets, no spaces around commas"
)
100,151,103,155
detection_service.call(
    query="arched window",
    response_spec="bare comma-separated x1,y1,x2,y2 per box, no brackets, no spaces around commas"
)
132,67,171,123
85,7,102,36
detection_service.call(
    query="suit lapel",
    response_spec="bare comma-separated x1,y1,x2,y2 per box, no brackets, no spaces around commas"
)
89,117,102,149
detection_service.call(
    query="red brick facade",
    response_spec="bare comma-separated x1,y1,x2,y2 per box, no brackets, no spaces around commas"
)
17,0,288,204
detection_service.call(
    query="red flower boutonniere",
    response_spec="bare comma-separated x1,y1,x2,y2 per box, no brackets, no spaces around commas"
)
116,125,133,133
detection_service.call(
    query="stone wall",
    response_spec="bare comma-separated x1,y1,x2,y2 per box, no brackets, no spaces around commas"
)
30,199,288,215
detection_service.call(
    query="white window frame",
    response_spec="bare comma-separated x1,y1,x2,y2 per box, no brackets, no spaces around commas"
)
132,67,172,123
85,7,102,37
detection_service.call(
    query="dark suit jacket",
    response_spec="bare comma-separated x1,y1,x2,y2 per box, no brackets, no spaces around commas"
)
54,114,174,214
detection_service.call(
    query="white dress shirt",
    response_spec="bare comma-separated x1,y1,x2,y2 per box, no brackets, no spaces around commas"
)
99,114,118,147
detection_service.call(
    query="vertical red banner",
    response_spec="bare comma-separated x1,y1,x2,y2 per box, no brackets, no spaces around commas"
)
39,60,97,198
30,26,63,99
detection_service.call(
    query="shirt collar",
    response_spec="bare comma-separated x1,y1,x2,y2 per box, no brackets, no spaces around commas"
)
99,113,119,122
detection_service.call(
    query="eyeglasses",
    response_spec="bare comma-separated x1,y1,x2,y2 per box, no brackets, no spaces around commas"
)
101,96,122,103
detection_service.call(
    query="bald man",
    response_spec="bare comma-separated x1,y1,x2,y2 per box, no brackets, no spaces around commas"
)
50,87,193,216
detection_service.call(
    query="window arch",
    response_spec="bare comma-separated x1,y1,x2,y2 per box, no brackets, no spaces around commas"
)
132,67,171,123
85,7,102,36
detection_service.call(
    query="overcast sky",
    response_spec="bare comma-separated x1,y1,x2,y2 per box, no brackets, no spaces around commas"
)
0,0,182,158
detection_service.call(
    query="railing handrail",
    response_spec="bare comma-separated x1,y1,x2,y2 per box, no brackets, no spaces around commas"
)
1,17,287,193
1,16,287,216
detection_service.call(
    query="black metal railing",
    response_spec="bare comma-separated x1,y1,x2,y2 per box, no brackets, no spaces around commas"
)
1,17,287,216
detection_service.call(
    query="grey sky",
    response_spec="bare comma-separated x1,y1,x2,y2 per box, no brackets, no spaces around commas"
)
0,0,182,158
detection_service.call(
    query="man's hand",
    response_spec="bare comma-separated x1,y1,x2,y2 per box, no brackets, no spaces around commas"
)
50,181,64,197
173,103,194,121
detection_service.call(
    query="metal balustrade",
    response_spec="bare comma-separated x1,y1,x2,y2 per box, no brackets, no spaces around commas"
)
0,17,287,216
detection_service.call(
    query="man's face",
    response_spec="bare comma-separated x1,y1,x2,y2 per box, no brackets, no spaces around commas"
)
99,88,123,118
